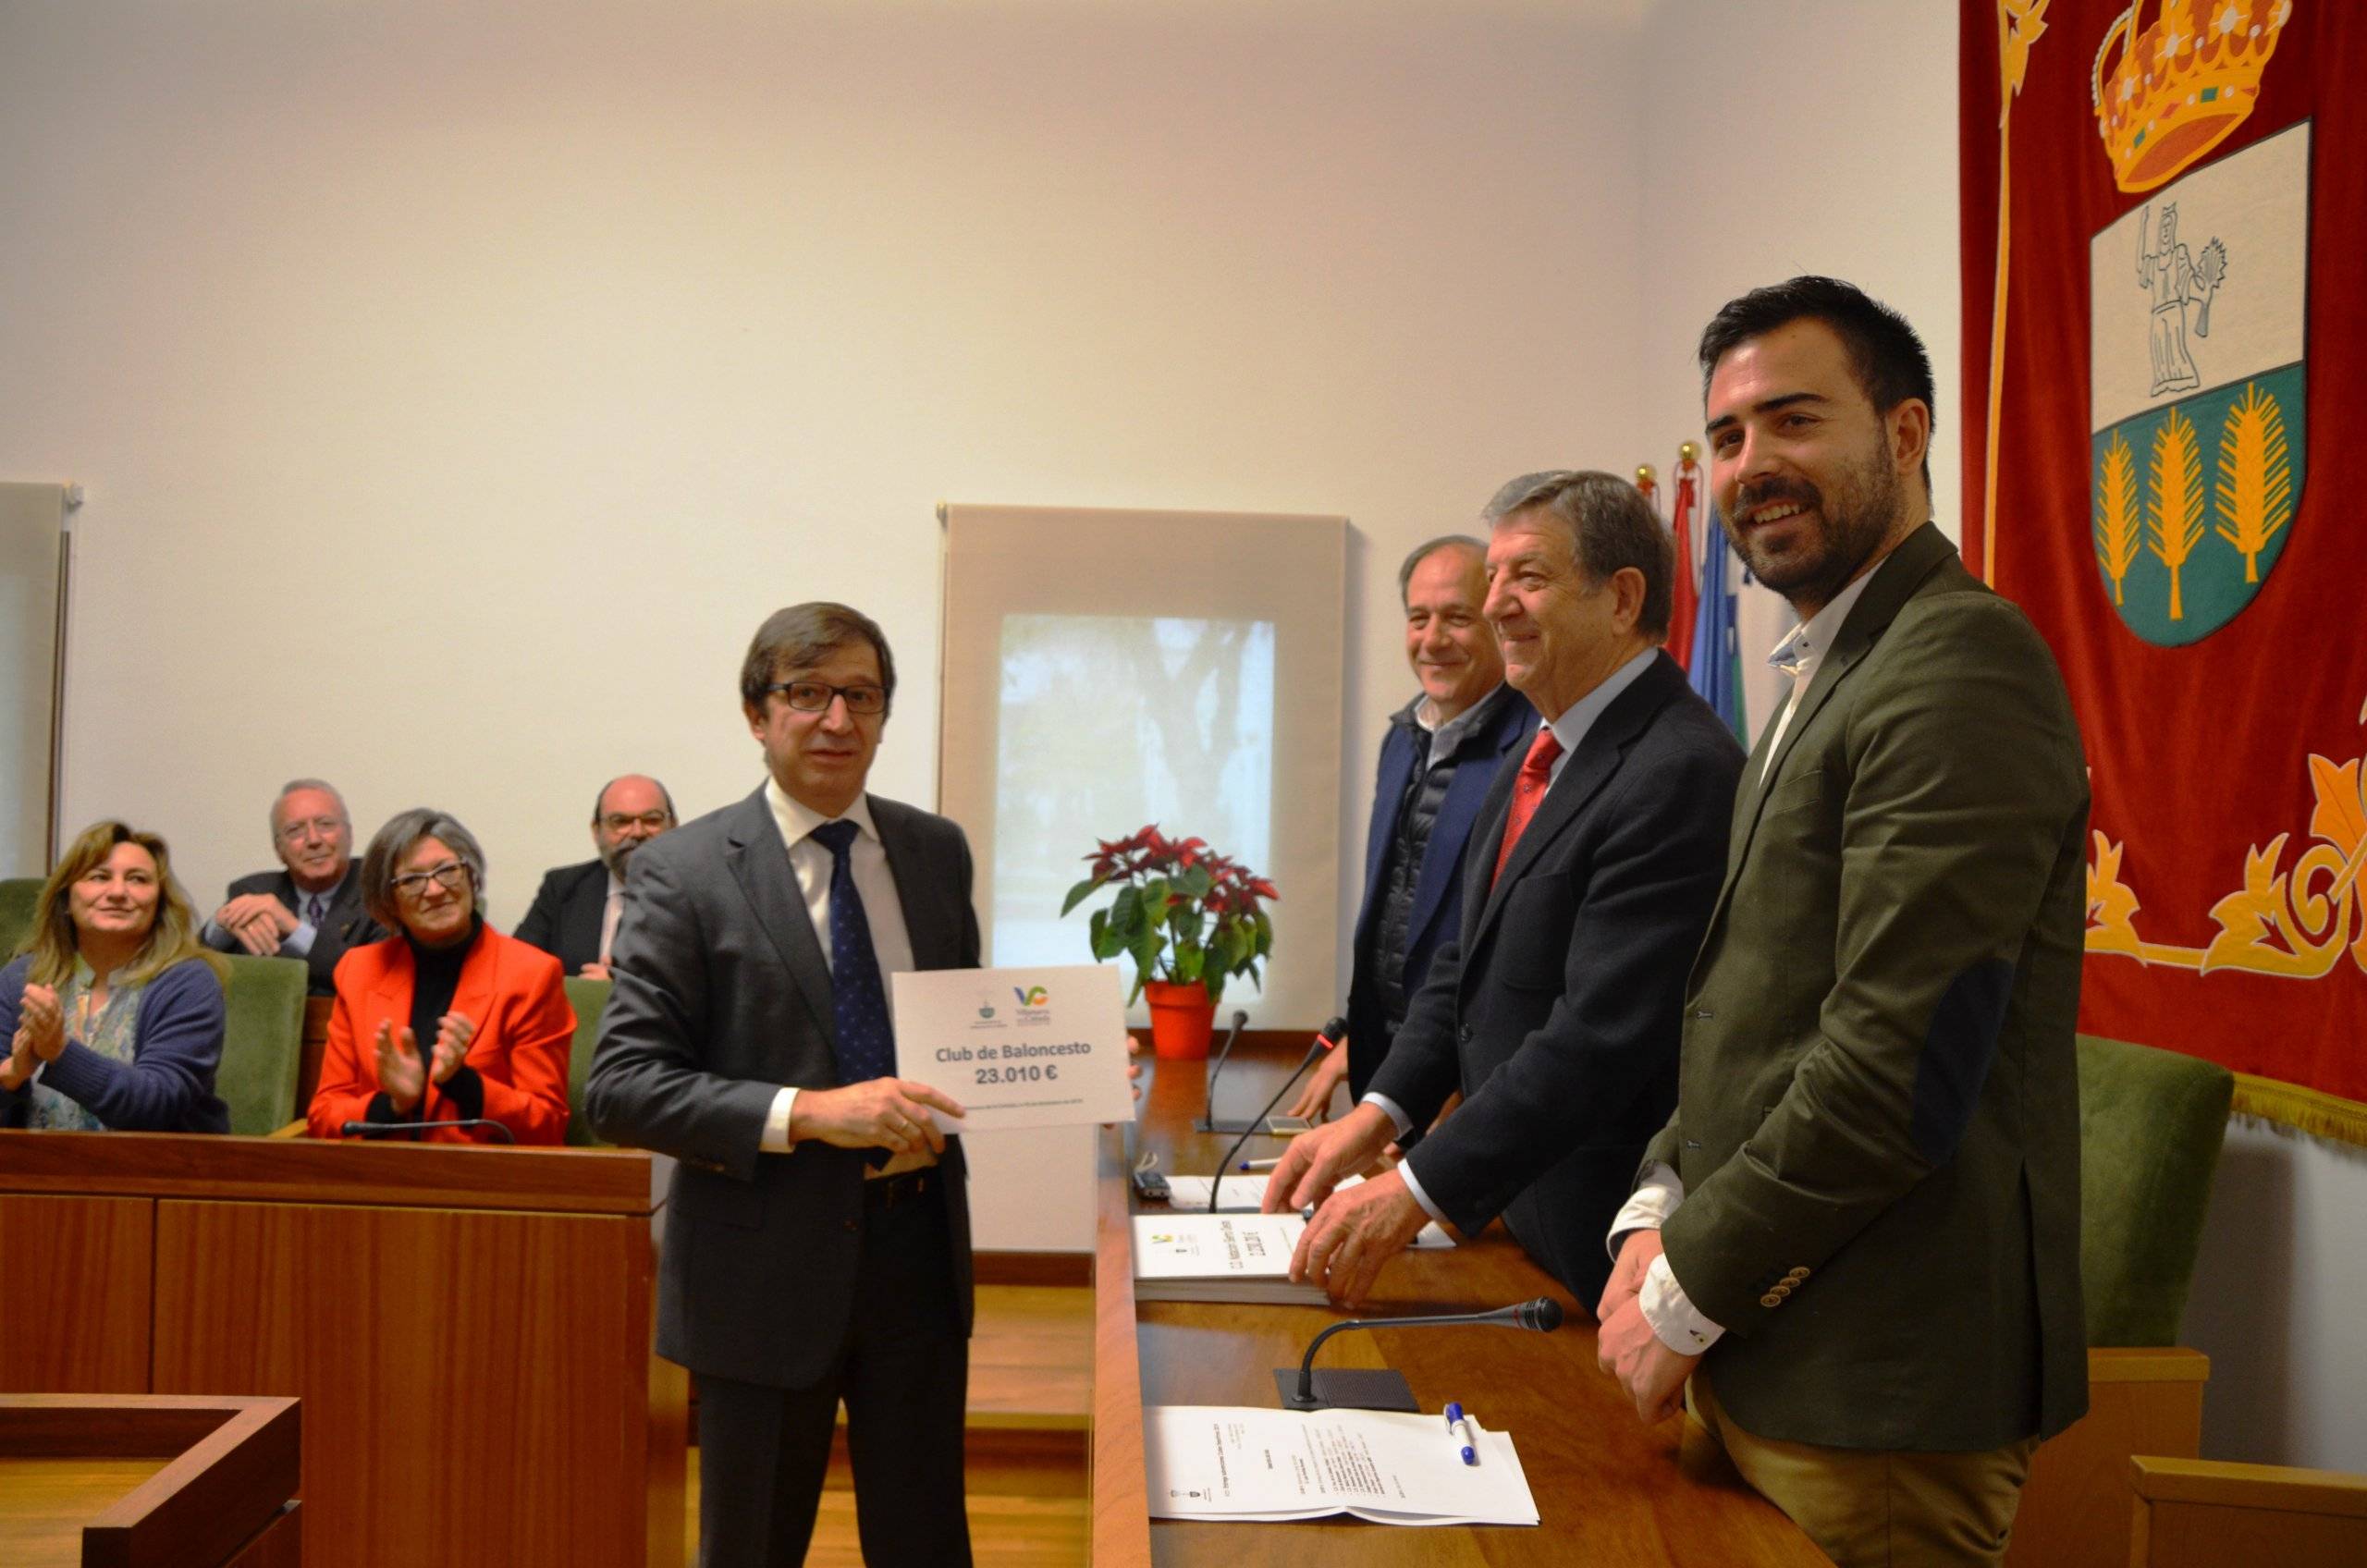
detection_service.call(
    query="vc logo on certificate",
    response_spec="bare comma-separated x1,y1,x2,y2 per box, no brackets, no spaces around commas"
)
891,963,1134,1132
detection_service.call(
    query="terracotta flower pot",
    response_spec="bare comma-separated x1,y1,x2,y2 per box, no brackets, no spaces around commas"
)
1143,979,1218,1060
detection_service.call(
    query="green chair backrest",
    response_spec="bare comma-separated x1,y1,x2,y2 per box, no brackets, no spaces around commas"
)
562,976,614,1148
216,954,309,1135
2077,1034,2235,1347
0,877,41,960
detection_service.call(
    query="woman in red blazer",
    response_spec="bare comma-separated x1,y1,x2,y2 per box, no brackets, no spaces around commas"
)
307,808,573,1145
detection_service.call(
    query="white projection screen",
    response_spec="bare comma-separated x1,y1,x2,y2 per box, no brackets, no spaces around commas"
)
939,504,1345,1031
0,483,67,877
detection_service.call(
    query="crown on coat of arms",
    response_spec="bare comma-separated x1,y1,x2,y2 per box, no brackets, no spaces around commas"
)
2091,0,2291,192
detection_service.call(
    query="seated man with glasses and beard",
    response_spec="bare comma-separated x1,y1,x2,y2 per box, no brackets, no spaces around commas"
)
306,808,575,1145
514,775,680,979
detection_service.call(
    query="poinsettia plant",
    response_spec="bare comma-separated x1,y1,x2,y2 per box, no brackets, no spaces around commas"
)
1061,826,1277,1004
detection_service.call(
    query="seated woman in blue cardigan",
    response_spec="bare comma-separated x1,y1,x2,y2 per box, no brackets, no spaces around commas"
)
1,820,231,1133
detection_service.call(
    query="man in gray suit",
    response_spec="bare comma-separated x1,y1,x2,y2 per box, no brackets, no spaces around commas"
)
586,602,975,1568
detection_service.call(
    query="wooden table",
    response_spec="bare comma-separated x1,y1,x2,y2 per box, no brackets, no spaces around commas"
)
1091,1046,1830,1565
0,1393,300,1568
0,1131,684,1568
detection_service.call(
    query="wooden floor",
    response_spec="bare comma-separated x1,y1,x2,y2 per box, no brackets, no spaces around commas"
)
684,1283,1094,1565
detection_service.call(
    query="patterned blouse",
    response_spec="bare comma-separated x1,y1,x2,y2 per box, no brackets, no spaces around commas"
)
30,959,145,1132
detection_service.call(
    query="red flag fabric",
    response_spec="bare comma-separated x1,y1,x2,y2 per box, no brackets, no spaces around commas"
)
1961,0,2367,1137
1666,461,1700,670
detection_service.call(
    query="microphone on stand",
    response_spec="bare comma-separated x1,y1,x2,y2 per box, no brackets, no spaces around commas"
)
1209,1018,1347,1212
1273,1297,1564,1410
1192,1010,1253,1134
339,1118,517,1145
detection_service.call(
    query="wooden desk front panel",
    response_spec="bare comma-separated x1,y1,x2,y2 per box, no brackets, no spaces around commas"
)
150,1199,667,1568
0,1194,153,1392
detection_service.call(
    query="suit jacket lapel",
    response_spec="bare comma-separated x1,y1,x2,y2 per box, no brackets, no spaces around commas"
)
1703,523,1959,931
1468,654,1679,947
451,927,499,1031
877,802,957,971
723,788,836,1044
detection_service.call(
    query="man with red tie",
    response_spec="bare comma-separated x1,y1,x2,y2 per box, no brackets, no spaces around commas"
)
1268,471,1743,1309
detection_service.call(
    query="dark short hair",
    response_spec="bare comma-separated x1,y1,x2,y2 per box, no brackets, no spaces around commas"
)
1480,470,1674,640
360,808,488,929
1396,535,1485,606
1697,275,1934,486
738,602,897,715
590,776,678,825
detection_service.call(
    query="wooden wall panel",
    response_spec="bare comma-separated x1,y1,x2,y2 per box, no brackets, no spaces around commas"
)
0,1194,153,1392
151,1199,676,1568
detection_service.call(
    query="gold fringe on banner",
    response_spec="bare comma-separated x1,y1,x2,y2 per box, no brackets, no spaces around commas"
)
2231,1072,2367,1149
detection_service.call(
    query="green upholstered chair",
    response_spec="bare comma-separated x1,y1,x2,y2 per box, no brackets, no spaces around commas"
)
562,976,614,1148
2077,1034,2235,1346
215,954,309,1136
0,877,42,959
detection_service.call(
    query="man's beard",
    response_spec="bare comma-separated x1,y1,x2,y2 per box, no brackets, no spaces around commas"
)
600,838,641,876
1724,439,1904,610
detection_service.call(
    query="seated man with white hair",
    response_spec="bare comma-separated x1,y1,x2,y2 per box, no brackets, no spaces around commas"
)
202,778,386,994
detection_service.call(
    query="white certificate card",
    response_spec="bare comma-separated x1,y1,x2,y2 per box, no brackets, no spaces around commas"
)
891,963,1134,1132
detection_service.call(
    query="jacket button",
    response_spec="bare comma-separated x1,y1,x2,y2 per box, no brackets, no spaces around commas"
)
843,1219,858,1233
1787,1267,1810,1281
1759,1292,1783,1309
1459,1023,1474,1043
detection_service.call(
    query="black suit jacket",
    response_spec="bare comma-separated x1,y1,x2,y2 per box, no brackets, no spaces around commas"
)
512,858,610,974
205,859,384,995
1367,652,1743,1306
584,785,979,1390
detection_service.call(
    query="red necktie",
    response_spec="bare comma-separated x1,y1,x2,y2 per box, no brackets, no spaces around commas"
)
1491,727,1564,885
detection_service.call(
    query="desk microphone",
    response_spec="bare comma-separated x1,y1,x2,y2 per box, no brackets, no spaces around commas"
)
339,1118,517,1144
1209,1018,1347,1212
1192,1010,1253,1134
1276,1296,1564,1410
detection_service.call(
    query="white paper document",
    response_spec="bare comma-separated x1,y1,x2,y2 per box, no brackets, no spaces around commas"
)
1159,1173,1454,1248
1146,1405,1539,1525
890,963,1133,1133
1131,1212,1324,1304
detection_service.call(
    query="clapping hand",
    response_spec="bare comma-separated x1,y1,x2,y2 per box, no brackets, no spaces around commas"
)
374,1021,426,1113
429,1012,474,1084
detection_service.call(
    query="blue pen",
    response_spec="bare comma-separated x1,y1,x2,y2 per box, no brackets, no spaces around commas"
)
1444,1402,1478,1465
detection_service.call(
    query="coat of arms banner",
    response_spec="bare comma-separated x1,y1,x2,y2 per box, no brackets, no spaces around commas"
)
1961,0,2367,1141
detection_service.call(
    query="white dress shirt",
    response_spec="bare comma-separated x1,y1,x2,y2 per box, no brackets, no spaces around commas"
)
1364,646,1660,1228
756,778,921,1160
598,872,625,967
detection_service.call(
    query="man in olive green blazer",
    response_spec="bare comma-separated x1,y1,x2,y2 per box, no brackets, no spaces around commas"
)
1598,277,2089,1568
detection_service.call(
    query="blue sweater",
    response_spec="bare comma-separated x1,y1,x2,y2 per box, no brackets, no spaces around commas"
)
0,954,230,1133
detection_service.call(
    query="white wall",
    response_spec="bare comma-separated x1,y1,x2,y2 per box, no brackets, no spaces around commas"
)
0,0,1651,1249
1636,0,1963,732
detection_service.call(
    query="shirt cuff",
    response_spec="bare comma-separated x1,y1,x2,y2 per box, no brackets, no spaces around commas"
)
759,1085,800,1153
1358,1092,1414,1141
1393,1155,1452,1229
1641,1254,1724,1354
1606,1161,1685,1259
282,920,317,957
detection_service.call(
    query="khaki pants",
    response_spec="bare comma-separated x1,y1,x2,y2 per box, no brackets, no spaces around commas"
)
1686,1367,2038,1568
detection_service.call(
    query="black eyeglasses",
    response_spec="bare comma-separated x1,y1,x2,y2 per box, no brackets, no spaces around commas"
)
390,862,471,900
765,681,889,716
598,811,673,833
